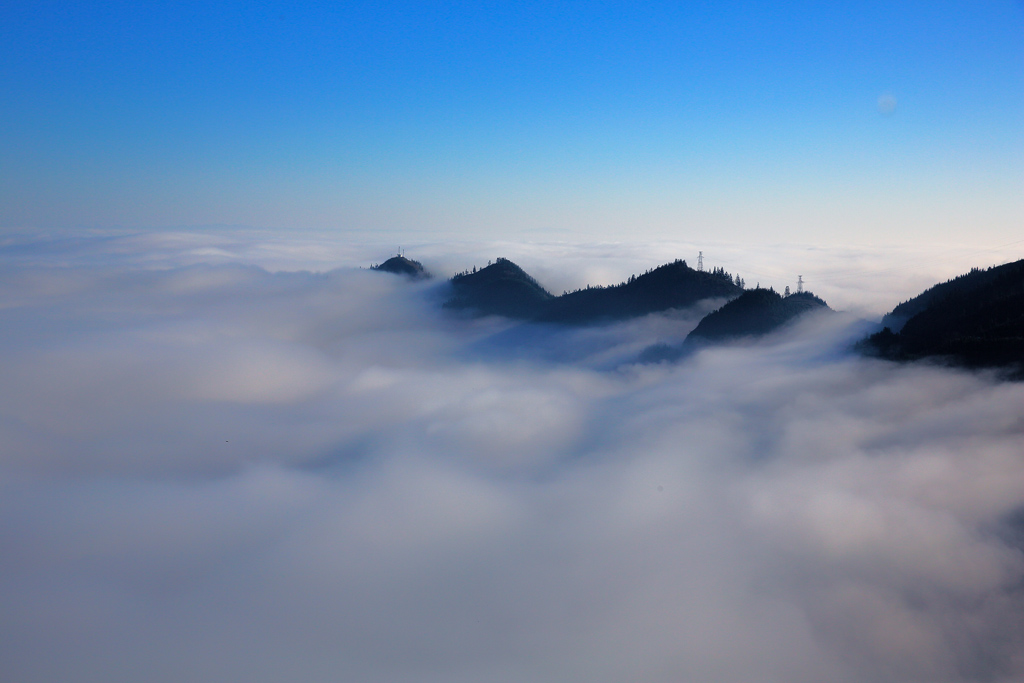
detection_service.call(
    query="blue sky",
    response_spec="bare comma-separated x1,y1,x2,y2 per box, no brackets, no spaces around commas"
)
2,1,1022,244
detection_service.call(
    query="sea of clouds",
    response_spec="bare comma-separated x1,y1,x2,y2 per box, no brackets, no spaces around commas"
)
1,230,1023,683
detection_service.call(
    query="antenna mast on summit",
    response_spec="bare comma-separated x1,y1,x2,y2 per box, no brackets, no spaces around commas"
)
797,275,804,293
697,251,704,271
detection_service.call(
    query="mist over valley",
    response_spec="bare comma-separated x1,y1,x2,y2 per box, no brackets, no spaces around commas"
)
1,233,1022,682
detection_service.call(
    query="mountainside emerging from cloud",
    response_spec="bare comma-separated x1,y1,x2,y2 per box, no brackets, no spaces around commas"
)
443,257,742,323
639,289,831,362
381,251,1024,377
371,255,430,279
861,259,1024,374
535,260,742,324
444,257,554,319
686,289,831,343
880,259,1024,332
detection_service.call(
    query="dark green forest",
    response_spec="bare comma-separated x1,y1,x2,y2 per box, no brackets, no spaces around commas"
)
861,259,1024,375
686,289,831,342
444,257,742,324
371,255,430,279
370,252,1024,376
444,258,554,319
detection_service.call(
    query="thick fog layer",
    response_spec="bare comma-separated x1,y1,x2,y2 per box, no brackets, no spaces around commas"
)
2,233,1023,683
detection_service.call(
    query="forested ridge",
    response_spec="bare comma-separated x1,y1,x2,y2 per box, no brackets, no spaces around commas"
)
686,289,830,342
370,252,1024,375
444,257,742,324
861,259,1024,375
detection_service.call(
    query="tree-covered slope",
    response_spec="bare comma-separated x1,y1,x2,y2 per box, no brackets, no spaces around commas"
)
861,259,1024,373
371,255,430,279
882,259,1024,331
534,260,742,324
445,257,744,323
686,289,831,343
444,258,554,318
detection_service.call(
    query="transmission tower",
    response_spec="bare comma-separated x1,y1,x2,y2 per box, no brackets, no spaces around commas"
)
697,251,704,272
797,275,804,293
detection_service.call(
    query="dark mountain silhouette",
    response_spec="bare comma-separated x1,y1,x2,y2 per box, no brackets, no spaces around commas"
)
860,259,1024,374
640,289,831,363
535,260,743,324
687,289,831,342
880,260,1024,331
372,255,430,279
444,258,554,318
445,257,744,323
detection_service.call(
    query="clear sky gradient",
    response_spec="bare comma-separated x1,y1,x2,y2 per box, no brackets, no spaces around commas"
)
2,1,1022,245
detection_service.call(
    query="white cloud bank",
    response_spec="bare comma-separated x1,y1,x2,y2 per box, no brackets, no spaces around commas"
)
1,232,1023,683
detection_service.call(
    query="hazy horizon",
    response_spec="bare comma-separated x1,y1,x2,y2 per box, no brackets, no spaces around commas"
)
3,2,1022,245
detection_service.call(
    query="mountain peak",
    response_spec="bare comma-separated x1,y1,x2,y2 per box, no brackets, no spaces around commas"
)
372,255,430,279
535,258,743,324
685,287,831,343
445,258,554,318
444,256,746,323
860,258,1024,374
